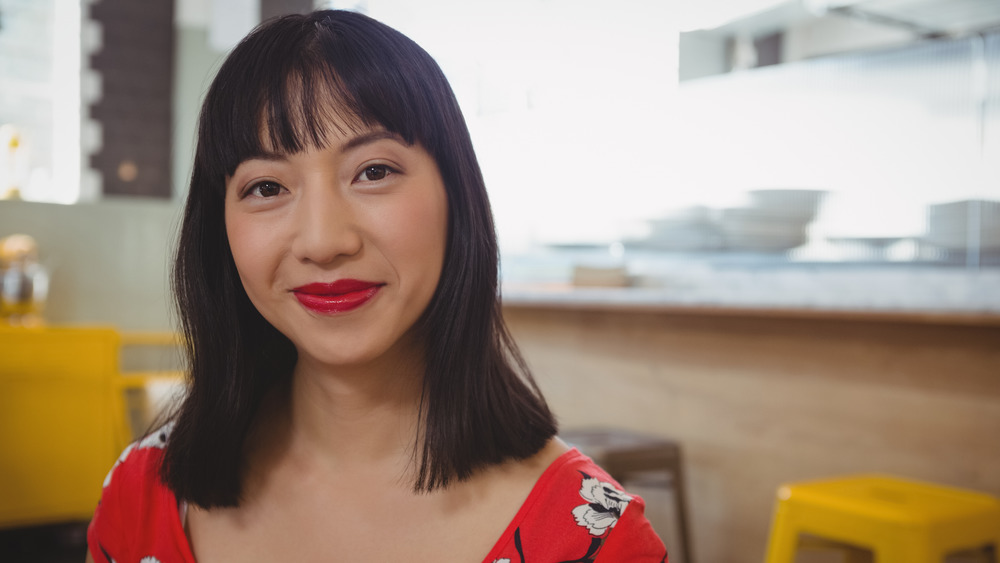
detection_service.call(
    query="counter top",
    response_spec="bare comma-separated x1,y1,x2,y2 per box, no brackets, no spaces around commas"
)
501,283,1000,327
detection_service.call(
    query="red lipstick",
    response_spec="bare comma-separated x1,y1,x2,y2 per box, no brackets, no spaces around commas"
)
292,279,382,314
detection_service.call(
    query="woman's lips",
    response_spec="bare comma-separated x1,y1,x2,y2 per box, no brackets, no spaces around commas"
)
292,280,383,314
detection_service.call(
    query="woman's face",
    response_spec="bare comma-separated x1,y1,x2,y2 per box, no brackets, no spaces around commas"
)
224,124,448,370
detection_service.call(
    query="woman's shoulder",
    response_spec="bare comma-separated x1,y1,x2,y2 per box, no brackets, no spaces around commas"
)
95,423,174,504
87,422,195,563
484,443,668,562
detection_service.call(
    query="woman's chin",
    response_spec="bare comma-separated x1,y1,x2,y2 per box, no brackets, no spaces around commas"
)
293,337,423,376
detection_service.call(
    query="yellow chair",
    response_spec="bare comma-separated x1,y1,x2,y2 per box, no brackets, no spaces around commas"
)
0,326,130,528
0,327,184,528
118,331,185,440
764,474,1000,563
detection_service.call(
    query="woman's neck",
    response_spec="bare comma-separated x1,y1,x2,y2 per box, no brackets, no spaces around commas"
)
240,346,425,490
290,353,423,467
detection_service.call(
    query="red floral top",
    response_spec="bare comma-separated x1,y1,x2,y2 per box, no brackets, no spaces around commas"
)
88,425,668,563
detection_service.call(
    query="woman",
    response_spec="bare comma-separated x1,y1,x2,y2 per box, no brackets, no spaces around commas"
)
87,10,667,562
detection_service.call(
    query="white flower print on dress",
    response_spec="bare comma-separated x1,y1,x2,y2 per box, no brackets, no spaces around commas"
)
492,559,511,563
102,443,135,488
137,421,174,449
571,474,632,536
139,557,162,563
102,422,175,488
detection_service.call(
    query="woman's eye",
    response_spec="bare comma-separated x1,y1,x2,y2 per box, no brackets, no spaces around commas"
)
356,164,394,182
246,181,284,198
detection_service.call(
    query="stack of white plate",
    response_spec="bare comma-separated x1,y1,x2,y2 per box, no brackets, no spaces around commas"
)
720,189,825,252
925,199,1000,251
634,206,725,251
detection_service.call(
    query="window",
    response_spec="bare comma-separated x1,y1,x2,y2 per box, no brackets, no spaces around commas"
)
0,0,81,203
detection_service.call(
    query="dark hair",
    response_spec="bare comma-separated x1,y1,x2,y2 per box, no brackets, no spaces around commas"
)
162,9,556,508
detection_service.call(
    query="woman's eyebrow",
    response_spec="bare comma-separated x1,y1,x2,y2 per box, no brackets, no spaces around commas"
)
341,130,408,153
243,151,289,163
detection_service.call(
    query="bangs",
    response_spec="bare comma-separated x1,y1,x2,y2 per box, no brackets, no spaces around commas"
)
258,62,371,156
198,11,449,182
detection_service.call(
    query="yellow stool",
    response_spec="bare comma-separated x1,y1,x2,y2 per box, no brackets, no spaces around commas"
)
764,474,1000,563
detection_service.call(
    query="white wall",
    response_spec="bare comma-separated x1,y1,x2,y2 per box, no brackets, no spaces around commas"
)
365,0,681,250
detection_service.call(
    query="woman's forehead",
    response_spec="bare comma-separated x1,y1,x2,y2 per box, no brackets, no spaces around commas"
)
254,86,375,156
222,65,420,171
257,113,369,154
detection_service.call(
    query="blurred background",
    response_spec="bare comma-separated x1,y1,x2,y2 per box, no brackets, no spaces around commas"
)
2,0,999,320
1,1,999,562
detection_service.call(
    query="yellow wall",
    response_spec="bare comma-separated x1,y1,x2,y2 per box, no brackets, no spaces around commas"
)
504,305,1000,563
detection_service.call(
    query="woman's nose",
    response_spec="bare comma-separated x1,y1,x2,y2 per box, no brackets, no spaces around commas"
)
290,187,363,264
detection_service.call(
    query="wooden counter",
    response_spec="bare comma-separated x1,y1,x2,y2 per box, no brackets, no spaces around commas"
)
500,295,1000,563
